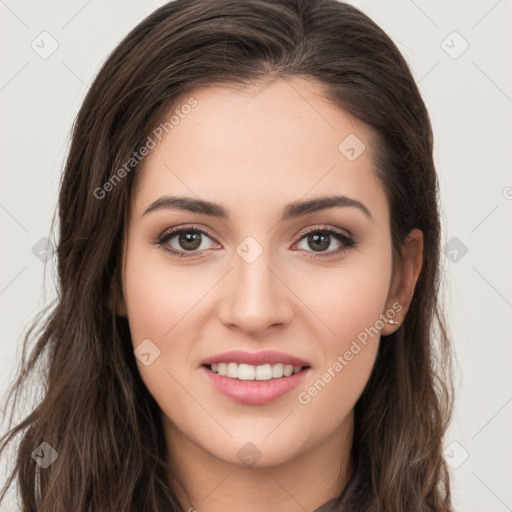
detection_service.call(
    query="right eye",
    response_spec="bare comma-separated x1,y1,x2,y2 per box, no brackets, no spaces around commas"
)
154,225,220,258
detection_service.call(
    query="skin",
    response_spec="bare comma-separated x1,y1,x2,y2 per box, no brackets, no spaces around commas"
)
115,77,423,512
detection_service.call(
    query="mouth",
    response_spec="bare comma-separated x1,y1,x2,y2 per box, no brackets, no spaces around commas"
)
200,363,311,405
203,362,310,380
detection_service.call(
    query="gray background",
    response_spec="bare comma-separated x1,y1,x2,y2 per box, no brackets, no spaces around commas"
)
1,0,511,510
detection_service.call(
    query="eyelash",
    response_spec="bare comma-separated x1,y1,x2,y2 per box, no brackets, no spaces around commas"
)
153,224,357,260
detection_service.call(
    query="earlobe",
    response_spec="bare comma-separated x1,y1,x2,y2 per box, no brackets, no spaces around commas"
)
381,229,424,335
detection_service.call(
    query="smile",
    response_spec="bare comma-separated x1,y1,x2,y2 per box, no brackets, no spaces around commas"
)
208,362,305,380
201,364,311,405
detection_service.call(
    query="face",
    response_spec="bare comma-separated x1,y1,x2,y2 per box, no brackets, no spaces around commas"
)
117,77,416,470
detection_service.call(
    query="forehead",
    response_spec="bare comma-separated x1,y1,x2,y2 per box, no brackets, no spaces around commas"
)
131,77,388,223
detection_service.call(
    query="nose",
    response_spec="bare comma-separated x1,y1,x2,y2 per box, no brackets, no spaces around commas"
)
217,246,294,336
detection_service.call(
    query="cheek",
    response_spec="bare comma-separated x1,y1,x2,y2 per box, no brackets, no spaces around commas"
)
293,267,389,432
290,245,391,402
292,249,392,347
122,247,206,420
122,243,207,342
122,243,218,398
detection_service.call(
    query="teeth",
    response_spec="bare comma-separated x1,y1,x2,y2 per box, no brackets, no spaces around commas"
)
210,362,304,380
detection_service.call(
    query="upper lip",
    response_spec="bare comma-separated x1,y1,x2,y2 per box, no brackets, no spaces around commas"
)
200,350,311,367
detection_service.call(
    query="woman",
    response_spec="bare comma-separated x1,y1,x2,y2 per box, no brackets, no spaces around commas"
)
0,0,454,510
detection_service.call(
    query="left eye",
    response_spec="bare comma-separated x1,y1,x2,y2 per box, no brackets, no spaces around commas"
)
294,228,356,257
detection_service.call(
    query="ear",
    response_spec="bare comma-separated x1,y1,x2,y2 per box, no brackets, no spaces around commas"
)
381,228,423,336
108,265,128,317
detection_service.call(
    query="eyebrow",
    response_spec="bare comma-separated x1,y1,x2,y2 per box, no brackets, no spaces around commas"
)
142,194,373,222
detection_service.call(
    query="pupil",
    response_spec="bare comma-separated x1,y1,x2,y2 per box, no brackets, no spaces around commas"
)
309,233,329,251
179,232,201,250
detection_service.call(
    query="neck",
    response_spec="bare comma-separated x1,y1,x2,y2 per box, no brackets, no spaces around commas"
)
164,412,354,512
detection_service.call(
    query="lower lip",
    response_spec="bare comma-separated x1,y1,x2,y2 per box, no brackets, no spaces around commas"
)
200,365,311,405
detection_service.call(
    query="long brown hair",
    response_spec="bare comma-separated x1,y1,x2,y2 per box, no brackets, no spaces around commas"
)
0,1,454,510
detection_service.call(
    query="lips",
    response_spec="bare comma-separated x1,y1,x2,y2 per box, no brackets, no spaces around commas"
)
200,349,311,368
200,365,311,405
199,349,312,405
